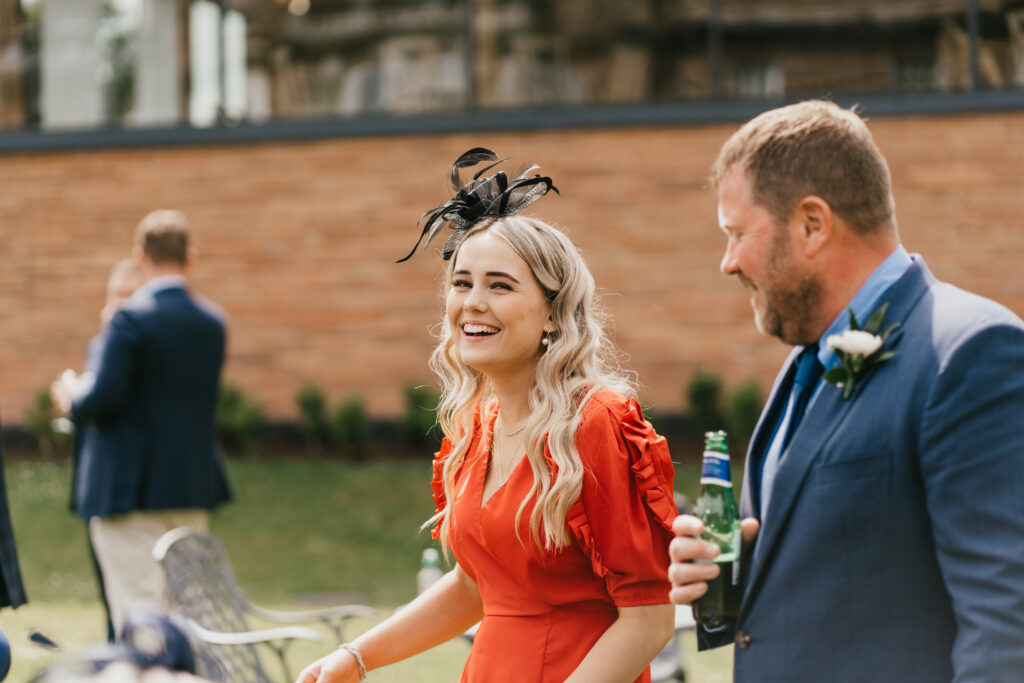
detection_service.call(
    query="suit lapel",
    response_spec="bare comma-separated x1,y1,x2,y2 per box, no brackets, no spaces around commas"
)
741,347,799,521
739,256,934,617
741,380,854,608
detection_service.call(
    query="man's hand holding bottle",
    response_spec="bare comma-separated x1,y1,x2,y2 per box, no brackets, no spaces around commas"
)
668,515,760,606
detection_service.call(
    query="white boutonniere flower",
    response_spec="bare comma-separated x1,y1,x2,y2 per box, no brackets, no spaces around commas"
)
828,330,883,357
822,302,899,400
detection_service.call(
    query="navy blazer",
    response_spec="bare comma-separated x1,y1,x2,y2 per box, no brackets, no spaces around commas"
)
71,284,233,519
700,257,1024,682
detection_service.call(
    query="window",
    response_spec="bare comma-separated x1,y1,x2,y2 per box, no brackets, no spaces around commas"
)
736,60,785,99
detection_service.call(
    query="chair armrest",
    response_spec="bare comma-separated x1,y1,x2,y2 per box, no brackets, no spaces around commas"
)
244,601,377,644
183,617,323,646
178,616,322,681
245,601,377,624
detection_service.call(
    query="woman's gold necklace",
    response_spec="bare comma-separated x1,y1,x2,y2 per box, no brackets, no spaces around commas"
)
496,417,527,437
494,414,527,486
495,452,507,486
493,439,508,486
494,427,526,486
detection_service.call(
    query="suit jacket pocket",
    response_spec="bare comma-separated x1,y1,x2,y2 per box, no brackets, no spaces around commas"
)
811,454,890,485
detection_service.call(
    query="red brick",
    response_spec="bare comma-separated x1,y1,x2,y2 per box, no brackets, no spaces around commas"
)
1,112,1022,422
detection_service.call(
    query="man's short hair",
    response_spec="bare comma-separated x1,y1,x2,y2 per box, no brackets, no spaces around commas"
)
710,100,896,235
135,209,190,264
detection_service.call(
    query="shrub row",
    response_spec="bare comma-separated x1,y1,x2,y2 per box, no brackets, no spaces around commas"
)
20,374,762,458
685,370,764,448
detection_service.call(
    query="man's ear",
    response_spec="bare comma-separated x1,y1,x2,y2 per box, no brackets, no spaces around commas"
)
794,195,833,258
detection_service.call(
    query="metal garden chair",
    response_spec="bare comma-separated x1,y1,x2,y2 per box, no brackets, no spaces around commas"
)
153,527,376,683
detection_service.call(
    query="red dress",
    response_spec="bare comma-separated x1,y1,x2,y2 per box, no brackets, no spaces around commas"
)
430,390,677,682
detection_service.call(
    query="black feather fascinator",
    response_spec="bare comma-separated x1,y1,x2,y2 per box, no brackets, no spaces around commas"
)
397,147,558,262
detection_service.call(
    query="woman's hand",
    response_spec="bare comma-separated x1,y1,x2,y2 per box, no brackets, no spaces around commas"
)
295,647,361,683
293,564,482,683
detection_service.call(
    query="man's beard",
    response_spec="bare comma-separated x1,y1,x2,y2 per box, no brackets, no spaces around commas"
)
754,236,823,346
757,274,822,346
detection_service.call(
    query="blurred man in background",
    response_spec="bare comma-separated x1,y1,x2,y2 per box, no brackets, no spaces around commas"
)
53,210,232,634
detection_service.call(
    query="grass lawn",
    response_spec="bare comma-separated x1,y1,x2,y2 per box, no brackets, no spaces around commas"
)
3,453,736,681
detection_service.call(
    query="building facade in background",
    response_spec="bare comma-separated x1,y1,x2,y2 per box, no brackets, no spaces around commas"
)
1,0,1024,131
0,1,1023,426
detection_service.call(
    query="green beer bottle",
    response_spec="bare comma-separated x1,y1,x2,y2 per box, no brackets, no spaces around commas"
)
692,430,742,629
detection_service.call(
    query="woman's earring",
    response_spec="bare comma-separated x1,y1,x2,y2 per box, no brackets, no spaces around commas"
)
541,333,550,347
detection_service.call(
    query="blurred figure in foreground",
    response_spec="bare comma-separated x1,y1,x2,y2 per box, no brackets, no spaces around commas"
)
52,210,232,634
0,428,27,681
0,213,29,678
29,613,211,683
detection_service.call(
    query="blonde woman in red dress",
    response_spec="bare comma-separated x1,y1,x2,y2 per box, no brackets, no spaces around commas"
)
297,149,677,683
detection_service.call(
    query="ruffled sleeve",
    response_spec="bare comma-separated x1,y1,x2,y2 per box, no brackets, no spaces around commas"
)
429,437,453,541
428,402,491,541
566,392,678,606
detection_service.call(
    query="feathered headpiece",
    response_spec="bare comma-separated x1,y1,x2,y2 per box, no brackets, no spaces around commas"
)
397,147,558,262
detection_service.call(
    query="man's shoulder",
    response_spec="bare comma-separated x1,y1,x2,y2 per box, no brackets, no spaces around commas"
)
890,277,1024,396
930,279,1021,321
115,290,226,346
144,288,227,324
859,267,1024,398
924,279,1024,347
189,293,228,326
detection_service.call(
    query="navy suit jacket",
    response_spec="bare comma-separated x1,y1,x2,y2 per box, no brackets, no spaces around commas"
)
71,283,233,519
699,257,1024,682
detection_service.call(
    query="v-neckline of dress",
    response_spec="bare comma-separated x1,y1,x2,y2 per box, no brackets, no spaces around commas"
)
479,405,526,510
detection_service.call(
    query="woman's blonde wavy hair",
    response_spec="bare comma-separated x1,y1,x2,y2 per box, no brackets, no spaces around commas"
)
427,214,634,553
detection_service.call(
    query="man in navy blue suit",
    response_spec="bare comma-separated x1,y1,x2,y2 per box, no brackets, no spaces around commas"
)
668,101,1024,681
53,209,232,634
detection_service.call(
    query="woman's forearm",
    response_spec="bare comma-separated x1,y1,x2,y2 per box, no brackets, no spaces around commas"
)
296,565,482,683
564,603,675,683
352,564,483,672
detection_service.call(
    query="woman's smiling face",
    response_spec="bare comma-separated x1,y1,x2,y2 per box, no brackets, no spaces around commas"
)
446,231,555,384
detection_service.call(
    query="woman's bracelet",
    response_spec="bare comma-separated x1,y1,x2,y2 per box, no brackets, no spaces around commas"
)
339,642,368,680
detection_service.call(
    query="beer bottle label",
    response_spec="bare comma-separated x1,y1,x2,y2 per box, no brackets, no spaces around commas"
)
700,451,733,487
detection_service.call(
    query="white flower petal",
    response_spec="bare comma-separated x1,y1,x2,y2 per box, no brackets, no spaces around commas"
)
826,329,883,357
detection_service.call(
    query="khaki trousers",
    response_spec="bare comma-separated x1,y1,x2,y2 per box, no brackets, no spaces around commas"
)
89,509,209,635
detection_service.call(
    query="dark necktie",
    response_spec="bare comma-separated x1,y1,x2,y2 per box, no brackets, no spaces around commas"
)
781,344,825,451
758,344,825,519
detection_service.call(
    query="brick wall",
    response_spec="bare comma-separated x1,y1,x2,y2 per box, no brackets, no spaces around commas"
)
1,110,1022,423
